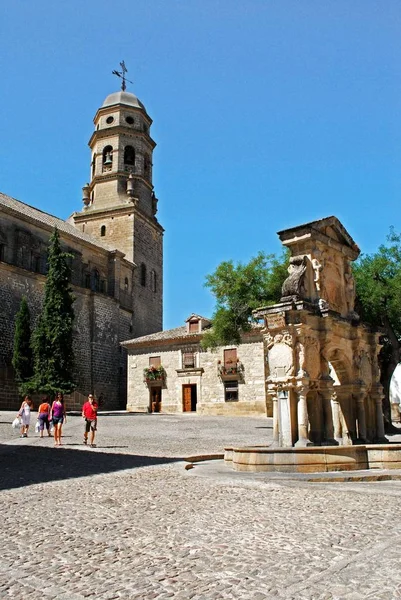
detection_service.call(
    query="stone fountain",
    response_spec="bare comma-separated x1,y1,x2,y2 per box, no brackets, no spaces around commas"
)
225,216,401,473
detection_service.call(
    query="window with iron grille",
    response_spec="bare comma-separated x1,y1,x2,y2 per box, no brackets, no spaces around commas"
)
182,352,195,369
224,381,238,402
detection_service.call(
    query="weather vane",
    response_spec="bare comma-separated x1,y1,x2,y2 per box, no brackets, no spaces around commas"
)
112,61,133,91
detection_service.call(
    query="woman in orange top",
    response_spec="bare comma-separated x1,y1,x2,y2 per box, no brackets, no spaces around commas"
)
37,395,52,438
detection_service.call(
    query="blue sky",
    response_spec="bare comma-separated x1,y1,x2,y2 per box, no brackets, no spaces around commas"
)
1,1,400,329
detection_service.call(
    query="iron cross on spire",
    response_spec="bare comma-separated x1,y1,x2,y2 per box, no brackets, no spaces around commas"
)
112,61,133,91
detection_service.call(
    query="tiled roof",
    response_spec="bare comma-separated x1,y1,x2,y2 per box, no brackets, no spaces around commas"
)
0,192,116,253
121,326,194,347
122,322,263,348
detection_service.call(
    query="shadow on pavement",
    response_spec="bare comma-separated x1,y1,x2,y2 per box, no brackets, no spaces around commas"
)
0,445,182,491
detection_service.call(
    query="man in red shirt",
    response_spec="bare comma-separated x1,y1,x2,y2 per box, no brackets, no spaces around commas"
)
82,394,98,447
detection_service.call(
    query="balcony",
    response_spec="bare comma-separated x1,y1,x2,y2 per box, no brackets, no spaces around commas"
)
218,360,244,381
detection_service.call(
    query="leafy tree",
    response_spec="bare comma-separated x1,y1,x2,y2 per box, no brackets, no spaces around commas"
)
353,228,401,428
30,228,75,395
201,251,288,349
12,296,33,390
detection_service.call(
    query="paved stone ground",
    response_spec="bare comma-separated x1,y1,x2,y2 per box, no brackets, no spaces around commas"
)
1,411,401,599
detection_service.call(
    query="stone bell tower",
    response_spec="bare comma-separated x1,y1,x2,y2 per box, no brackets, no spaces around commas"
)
72,83,163,336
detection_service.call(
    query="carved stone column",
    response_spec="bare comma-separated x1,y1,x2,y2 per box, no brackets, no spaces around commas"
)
375,396,387,443
355,391,369,443
295,386,313,447
330,392,343,445
269,391,280,447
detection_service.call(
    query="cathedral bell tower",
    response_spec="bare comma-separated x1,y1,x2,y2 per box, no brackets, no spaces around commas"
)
72,80,163,336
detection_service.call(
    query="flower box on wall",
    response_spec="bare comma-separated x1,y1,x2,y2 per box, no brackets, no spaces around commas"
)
144,365,166,384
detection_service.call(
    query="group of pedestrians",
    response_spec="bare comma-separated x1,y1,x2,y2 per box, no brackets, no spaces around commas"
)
16,392,98,447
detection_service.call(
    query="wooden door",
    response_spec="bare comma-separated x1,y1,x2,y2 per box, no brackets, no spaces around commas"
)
183,385,192,412
150,387,162,413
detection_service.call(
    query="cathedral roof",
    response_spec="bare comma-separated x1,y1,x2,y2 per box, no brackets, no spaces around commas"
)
0,192,116,253
102,91,146,111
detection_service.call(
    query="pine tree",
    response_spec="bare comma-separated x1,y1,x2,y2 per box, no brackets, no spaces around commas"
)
12,296,33,390
31,228,75,394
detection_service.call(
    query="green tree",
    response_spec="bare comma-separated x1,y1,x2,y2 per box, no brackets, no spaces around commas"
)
353,228,401,428
31,228,75,395
12,296,33,390
201,251,288,349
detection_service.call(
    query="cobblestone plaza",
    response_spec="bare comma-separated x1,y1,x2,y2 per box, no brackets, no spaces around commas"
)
0,412,401,599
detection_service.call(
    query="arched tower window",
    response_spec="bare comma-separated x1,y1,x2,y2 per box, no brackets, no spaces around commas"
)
91,153,96,178
140,263,147,287
124,145,135,169
144,153,151,179
124,277,129,291
150,270,157,293
100,225,106,237
102,146,113,172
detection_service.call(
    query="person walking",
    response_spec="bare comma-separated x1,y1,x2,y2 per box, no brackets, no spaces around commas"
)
37,396,52,438
82,394,98,447
50,392,66,447
18,395,33,438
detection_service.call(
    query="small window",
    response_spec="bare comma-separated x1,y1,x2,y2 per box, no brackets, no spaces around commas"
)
92,154,96,177
183,352,195,369
124,277,129,291
224,381,238,402
100,225,106,237
106,116,114,124
92,269,100,292
126,116,134,125
189,320,199,334
140,263,147,287
124,145,135,167
31,253,41,273
149,356,161,367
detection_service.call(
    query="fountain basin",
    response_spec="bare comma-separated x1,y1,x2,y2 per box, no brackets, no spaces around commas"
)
224,444,401,473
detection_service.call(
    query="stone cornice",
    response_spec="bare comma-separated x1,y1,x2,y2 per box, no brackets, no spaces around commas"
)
72,204,164,234
88,127,156,150
89,171,154,193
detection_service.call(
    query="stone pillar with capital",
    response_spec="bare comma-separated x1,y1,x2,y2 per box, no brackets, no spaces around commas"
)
295,385,313,447
355,390,369,443
320,388,337,445
330,391,343,445
267,389,280,447
372,386,387,443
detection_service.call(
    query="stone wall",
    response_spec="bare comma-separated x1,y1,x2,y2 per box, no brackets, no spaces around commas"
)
126,336,266,417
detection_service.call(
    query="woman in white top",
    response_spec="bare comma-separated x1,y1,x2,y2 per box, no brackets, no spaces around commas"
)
18,395,33,438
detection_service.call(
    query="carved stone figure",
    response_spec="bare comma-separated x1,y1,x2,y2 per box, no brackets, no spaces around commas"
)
281,256,307,301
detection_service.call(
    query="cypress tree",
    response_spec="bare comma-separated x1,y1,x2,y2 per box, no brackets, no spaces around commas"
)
31,228,75,394
12,296,33,390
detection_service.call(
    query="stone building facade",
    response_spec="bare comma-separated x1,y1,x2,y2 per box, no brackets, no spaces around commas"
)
0,88,163,410
123,314,267,416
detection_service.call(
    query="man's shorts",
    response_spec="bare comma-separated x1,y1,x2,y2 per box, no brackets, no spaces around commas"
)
85,418,97,433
